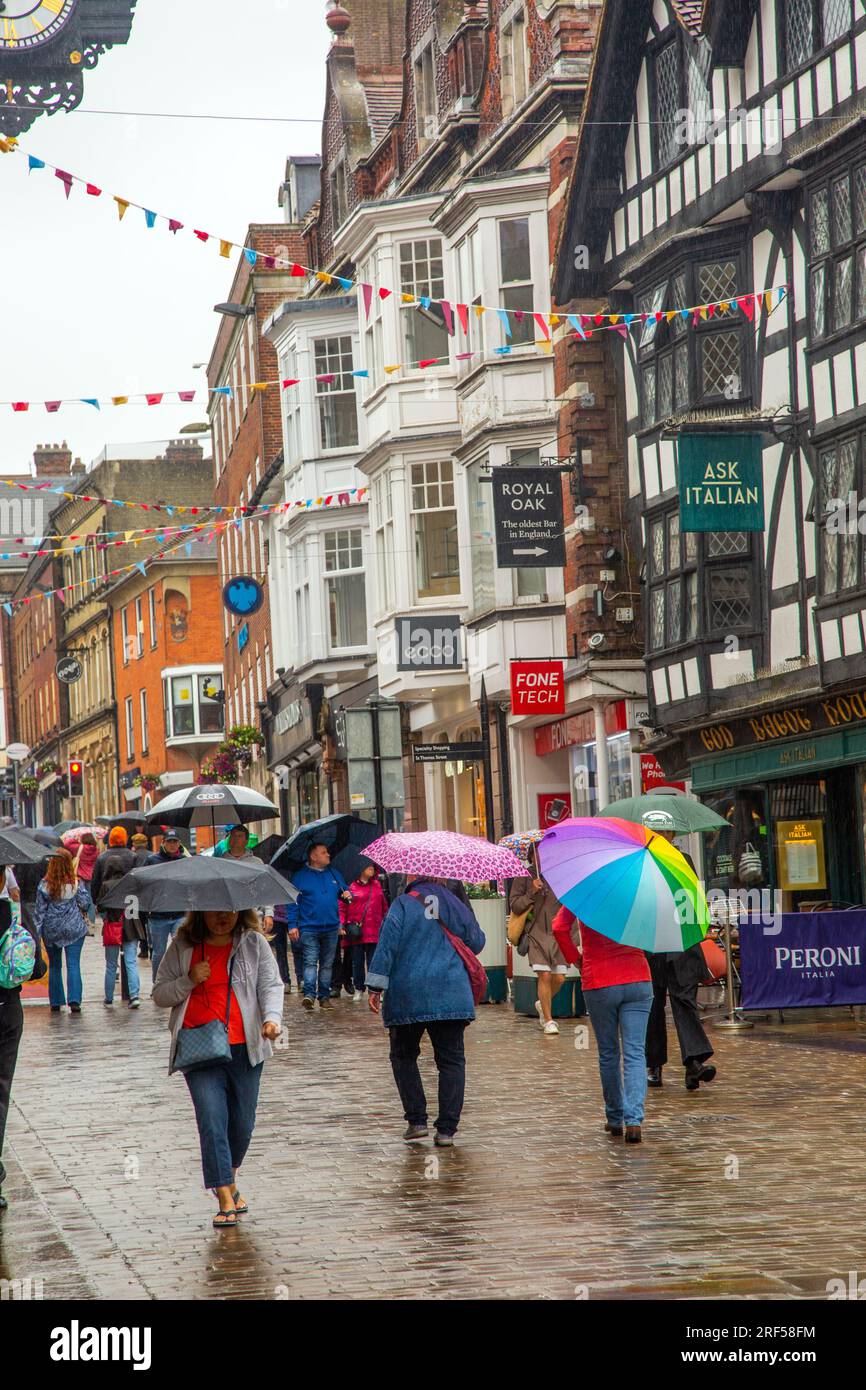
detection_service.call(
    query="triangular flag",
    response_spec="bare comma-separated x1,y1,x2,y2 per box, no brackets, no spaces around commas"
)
361,283,373,320
402,293,416,304
2,604,11,617
55,169,73,199
614,324,629,339
194,229,209,242
144,209,157,228
168,219,183,234
316,374,336,386
244,248,257,266
441,301,454,335
263,255,276,269
493,345,512,356
419,359,439,369
115,197,130,220
112,397,129,407
419,296,431,311
737,295,756,321
496,308,513,338
219,240,232,258
765,291,774,311
45,401,61,413
178,390,196,402
351,369,369,378
456,303,469,335
250,383,268,395
567,314,586,340
212,386,232,397
384,365,401,375
291,263,305,277
474,304,485,319
337,277,353,291
379,288,392,301
27,155,45,172
315,271,333,285
455,352,474,361
86,183,101,197
533,313,550,340
11,402,29,413
136,562,148,577
281,379,299,389
81,399,100,410
145,393,164,406
536,338,554,353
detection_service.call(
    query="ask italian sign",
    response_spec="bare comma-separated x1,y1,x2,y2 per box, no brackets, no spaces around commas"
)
677,433,765,532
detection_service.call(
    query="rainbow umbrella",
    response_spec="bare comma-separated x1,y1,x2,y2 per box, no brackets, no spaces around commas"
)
538,817,709,953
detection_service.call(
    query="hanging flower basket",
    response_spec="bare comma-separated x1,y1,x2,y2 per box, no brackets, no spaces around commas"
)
19,775,39,799
37,758,59,779
134,774,162,795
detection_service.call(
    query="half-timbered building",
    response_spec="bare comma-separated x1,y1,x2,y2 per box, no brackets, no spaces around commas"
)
555,0,866,907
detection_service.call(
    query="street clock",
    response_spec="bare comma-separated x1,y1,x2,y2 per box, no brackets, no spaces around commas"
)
0,0,137,136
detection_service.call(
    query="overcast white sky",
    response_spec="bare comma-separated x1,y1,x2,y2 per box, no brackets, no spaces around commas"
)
0,0,329,473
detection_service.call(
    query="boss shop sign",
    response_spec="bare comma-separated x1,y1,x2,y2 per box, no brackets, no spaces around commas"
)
491,468,566,568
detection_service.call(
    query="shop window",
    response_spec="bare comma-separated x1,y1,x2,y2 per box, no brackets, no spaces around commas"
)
638,255,746,427
323,529,367,649
411,459,460,600
646,505,753,652
782,0,852,73
498,218,535,347
809,155,866,341
165,672,225,739
314,336,358,451
817,432,861,594
400,238,448,363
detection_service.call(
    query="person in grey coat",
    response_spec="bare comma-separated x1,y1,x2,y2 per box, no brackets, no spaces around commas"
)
153,909,283,1229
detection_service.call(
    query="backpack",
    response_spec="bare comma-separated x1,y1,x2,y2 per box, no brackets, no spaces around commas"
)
0,920,37,989
408,890,487,1005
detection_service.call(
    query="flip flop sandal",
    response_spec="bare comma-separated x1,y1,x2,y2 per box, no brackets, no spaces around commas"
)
231,1190,249,1215
213,1209,238,1229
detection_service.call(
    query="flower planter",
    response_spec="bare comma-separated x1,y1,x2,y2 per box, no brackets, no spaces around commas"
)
469,897,508,1004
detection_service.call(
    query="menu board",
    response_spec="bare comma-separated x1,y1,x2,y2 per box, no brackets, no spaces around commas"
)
776,819,826,891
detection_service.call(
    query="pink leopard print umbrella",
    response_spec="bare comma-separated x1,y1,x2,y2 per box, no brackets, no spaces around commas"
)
365,830,525,884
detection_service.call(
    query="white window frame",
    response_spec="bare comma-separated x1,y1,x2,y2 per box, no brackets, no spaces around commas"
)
399,237,448,364
501,6,529,118
409,459,461,602
140,688,149,754
125,695,135,760
313,335,359,452
498,216,536,348
323,528,368,651
372,472,396,616
149,587,157,648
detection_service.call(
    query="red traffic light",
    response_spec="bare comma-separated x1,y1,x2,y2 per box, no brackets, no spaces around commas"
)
68,760,84,796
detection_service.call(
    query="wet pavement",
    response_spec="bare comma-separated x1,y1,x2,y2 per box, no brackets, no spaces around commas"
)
3,937,866,1300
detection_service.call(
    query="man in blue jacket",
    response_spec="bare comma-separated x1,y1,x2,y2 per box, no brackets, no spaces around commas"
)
287,842,352,1010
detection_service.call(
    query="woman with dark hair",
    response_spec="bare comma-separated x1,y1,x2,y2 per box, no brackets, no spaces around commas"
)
34,850,91,1015
152,908,283,1229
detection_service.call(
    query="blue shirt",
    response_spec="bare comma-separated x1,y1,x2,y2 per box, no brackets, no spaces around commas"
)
285,865,348,931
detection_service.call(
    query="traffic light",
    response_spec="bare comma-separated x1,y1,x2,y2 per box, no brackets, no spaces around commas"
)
68,759,84,798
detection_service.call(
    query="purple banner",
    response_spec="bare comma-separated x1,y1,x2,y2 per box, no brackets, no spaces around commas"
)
739,912,866,1010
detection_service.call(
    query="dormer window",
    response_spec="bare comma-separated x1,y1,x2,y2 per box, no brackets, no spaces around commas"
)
415,43,437,150
501,6,530,117
783,0,852,73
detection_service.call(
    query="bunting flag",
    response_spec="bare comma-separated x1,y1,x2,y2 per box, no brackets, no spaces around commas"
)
361,282,374,320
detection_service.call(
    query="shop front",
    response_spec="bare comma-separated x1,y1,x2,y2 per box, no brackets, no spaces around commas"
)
530,700,639,825
265,680,328,833
683,691,866,912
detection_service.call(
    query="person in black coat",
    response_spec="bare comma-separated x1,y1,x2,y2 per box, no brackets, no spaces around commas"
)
642,811,717,1092
0,893,19,1210
90,829,142,1008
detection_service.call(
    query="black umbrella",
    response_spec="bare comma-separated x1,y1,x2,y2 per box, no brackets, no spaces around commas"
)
250,834,287,866
0,827,58,864
15,826,63,849
100,854,299,914
270,814,380,874
94,812,151,829
143,784,278,831
53,819,88,834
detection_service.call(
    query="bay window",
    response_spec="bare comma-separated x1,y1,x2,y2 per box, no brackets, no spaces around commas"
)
809,156,866,340
400,238,449,363
646,507,754,652
499,218,535,347
314,336,358,450
164,670,225,740
411,459,460,599
323,529,367,648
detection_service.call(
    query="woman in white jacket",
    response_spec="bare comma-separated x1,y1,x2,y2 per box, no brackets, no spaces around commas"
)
153,907,283,1229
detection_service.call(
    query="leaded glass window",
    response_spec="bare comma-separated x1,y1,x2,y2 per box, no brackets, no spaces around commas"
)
810,158,866,341
819,436,866,596
708,568,752,631
655,40,681,168
645,507,753,652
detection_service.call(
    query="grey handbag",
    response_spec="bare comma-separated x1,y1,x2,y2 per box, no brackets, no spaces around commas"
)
173,947,236,1076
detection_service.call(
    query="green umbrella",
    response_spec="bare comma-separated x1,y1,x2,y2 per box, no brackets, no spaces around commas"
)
597,792,728,834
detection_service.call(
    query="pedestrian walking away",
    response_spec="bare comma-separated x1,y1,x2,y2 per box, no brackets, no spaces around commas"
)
152,908,283,1228
91,827,142,1008
640,812,717,1093
0,890,21,1210
286,842,352,1010
366,877,486,1146
338,864,388,998
509,856,568,1035
71,831,100,926
34,851,92,1014
131,833,153,958
555,906,653,1143
146,832,190,988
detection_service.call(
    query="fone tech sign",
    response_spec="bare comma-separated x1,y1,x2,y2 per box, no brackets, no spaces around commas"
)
491,467,566,567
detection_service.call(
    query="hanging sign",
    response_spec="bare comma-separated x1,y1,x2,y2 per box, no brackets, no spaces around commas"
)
640,753,686,793
223,576,264,617
678,433,765,532
491,467,566,567
413,743,485,764
56,656,83,685
510,661,565,716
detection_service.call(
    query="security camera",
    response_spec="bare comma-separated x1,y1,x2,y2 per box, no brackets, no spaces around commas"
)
588,632,606,651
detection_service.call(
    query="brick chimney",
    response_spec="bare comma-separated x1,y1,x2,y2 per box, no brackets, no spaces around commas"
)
32,441,73,477
163,439,204,466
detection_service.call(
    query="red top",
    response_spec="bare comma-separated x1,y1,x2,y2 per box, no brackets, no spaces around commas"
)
73,842,100,882
553,907,651,991
182,942,245,1044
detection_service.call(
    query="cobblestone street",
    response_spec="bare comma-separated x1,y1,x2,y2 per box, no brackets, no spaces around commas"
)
3,938,866,1301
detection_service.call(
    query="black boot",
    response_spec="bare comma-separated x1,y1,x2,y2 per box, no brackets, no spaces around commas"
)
647,1066,663,1088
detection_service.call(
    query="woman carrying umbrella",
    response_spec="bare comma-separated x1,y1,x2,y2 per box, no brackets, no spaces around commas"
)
508,843,568,1036
152,900,284,1229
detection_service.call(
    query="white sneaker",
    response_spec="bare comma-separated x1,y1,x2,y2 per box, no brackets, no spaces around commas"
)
543,1020,560,1035
352,990,365,1001
535,1000,543,1020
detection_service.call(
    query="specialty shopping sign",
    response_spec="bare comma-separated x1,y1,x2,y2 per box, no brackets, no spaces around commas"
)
738,912,866,1010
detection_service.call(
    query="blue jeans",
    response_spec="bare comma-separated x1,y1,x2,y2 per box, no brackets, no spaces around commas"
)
184,1044,263,1189
104,941,141,1003
46,937,85,1008
584,981,653,1128
149,918,182,985
299,928,339,1000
